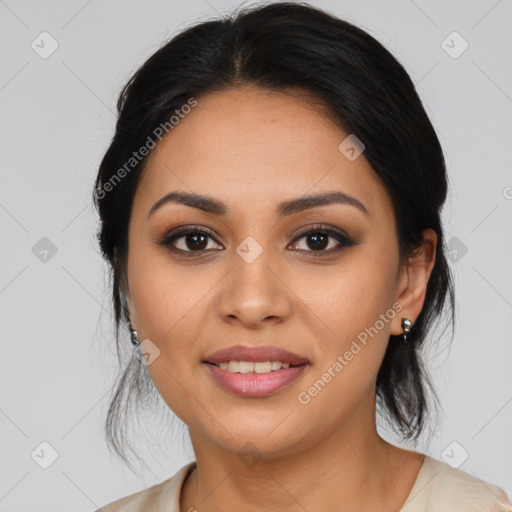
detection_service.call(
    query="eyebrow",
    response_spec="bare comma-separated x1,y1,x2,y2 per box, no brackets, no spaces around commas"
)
147,190,369,219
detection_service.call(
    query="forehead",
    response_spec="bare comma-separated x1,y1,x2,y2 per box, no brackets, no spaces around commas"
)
135,87,391,218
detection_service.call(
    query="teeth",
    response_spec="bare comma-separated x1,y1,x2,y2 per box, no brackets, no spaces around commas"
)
217,360,292,373
239,361,254,374
227,360,239,372
255,361,271,373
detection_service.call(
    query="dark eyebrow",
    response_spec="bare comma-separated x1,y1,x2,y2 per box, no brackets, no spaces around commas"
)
277,191,369,217
148,191,227,218
147,190,369,219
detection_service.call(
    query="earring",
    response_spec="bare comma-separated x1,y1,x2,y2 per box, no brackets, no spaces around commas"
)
401,318,413,343
129,323,140,346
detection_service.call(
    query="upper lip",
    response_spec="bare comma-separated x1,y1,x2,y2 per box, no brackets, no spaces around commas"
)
204,345,309,366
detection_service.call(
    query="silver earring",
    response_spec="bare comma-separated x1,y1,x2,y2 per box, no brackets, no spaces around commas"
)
129,324,140,346
401,318,413,343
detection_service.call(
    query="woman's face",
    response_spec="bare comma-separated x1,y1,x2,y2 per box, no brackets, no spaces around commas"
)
125,87,431,458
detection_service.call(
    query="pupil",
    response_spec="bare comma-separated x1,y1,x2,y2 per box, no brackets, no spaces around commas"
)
308,233,328,250
187,233,207,250
184,233,329,251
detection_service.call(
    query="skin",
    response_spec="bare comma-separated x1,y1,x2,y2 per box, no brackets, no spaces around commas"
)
124,86,436,511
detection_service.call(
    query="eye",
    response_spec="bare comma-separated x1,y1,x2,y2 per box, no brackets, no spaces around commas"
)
288,224,355,255
158,223,356,258
158,226,223,256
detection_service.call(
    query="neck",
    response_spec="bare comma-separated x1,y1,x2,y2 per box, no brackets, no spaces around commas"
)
179,394,423,511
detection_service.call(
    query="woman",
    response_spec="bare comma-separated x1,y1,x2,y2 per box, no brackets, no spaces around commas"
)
93,2,511,511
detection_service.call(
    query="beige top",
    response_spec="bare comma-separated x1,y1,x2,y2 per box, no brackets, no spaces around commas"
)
97,455,512,512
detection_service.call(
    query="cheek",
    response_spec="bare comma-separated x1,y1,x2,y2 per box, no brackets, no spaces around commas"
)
126,243,208,351
126,252,209,418
291,261,397,422
294,253,398,340
290,252,400,400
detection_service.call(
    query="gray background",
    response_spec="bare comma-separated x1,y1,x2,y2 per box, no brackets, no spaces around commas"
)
1,0,511,510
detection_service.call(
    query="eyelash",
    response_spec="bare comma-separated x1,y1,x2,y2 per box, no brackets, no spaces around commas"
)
157,223,356,258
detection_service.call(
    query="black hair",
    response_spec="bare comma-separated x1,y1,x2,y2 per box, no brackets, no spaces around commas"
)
93,1,455,470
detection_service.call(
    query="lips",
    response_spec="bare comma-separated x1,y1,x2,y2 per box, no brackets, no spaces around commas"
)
205,363,308,397
203,344,309,366
203,344,310,397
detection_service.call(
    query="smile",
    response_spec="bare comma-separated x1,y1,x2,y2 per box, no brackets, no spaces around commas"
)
204,361,308,397
212,360,295,373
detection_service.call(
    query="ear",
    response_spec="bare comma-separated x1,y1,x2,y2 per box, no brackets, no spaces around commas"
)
125,292,134,321
390,228,437,336
126,294,137,329
120,271,136,329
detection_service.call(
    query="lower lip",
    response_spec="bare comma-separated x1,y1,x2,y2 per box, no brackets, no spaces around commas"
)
204,363,308,397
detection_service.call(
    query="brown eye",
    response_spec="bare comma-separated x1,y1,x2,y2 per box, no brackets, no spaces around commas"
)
158,223,355,258
178,232,209,251
288,224,355,255
304,233,330,251
159,227,223,256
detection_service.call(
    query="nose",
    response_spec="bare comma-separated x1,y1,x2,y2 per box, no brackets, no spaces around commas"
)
216,247,292,329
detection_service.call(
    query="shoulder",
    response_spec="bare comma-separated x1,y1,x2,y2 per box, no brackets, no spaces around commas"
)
401,454,512,512
95,461,197,512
